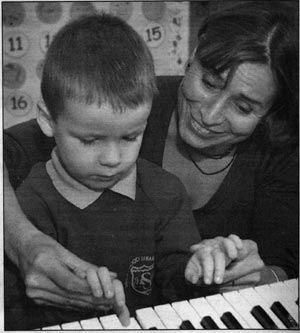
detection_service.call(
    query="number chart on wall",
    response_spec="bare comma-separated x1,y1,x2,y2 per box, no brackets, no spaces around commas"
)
3,1,190,128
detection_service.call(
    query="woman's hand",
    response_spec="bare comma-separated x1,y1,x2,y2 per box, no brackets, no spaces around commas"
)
222,239,265,286
185,234,244,285
18,231,117,309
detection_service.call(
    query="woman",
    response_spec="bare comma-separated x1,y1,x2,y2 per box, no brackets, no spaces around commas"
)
140,1,299,288
4,1,298,316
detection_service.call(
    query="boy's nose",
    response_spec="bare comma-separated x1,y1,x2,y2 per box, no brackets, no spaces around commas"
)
201,96,225,126
99,143,121,168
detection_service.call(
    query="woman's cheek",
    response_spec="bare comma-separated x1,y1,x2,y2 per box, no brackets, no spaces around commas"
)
231,117,260,136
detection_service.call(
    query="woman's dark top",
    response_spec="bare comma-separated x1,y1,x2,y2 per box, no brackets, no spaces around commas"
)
4,76,299,278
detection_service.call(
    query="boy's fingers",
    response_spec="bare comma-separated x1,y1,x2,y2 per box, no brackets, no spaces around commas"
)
113,279,130,327
223,238,238,260
86,268,103,298
198,251,214,285
211,250,226,284
228,234,243,250
109,272,118,279
97,267,114,299
185,255,202,284
190,243,202,252
113,279,125,307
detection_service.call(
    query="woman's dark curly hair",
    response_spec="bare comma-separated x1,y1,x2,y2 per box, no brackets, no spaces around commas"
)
195,1,298,147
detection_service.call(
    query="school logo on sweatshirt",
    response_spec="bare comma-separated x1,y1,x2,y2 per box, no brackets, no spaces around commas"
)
127,256,154,295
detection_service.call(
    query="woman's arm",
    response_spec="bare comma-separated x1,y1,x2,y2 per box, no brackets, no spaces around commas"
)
251,146,299,279
4,163,96,304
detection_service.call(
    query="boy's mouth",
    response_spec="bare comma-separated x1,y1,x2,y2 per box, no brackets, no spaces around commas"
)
91,175,117,182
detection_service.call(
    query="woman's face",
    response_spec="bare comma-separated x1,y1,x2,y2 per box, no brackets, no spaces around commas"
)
178,61,277,154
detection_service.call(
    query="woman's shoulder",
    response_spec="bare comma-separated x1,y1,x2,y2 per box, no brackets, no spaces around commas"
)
238,139,298,183
4,118,55,162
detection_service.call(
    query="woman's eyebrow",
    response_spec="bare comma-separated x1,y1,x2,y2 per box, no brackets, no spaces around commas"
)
239,93,264,107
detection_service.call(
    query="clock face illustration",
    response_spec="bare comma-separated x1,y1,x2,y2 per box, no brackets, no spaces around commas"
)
36,2,63,24
3,2,25,28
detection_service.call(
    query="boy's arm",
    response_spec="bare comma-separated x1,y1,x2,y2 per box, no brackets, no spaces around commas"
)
153,177,201,302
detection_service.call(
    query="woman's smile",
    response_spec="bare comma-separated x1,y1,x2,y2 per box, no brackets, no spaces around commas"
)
190,112,225,137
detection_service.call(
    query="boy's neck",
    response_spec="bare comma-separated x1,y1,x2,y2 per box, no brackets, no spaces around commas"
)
46,148,136,209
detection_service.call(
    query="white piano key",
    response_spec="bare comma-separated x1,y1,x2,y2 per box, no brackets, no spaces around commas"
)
172,300,203,329
283,278,299,298
257,283,299,322
270,281,297,302
100,314,125,329
190,296,227,328
223,290,263,328
239,287,285,328
126,318,142,329
136,306,166,329
80,317,103,329
206,293,250,328
42,325,61,330
61,321,82,330
154,303,183,329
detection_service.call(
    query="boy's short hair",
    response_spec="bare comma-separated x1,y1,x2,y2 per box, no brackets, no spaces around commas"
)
41,13,157,120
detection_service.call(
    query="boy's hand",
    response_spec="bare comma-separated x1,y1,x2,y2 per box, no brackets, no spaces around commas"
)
185,234,243,285
86,268,130,327
86,266,115,299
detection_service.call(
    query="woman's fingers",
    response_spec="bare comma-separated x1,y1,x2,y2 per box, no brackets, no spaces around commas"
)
27,287,104,310
223,241,265,283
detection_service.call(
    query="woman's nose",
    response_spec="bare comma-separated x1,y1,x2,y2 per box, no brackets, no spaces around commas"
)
99,143,121,168
201,95,225,126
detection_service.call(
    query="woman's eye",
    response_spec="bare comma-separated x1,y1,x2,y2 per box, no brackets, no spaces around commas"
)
202,78,217,89
236,103,252,115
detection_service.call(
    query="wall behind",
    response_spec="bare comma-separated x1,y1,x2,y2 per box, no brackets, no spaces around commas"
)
3,1,190,128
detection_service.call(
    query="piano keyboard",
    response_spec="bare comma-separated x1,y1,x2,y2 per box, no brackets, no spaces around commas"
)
40,279,299,330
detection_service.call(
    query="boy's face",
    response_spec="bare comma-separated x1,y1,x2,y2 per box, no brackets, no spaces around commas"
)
50,100,151,191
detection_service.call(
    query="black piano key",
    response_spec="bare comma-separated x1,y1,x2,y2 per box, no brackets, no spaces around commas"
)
221,311,243,329
201,316,219,329
149,327,158,330
271,301,299,329
180,320,195,330
251,305,279,329
296,298,299,306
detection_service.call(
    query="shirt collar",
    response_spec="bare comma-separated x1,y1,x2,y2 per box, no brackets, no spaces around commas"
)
46,149,136,209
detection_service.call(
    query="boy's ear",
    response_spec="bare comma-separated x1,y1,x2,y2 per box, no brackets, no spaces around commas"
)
36,102,55,137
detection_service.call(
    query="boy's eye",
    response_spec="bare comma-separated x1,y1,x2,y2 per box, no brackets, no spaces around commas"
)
123,135,138,142
80,138,96,145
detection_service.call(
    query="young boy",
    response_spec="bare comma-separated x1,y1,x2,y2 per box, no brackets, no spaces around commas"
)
5,13,242,330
